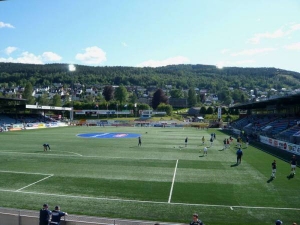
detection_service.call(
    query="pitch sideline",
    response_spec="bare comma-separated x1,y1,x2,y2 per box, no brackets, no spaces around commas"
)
0,189,299,211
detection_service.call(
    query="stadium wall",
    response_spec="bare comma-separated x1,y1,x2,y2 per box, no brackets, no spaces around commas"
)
0,207,177,225
260,135,300,156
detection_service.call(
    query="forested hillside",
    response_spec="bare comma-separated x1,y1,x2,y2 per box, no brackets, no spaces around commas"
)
1,63,300,92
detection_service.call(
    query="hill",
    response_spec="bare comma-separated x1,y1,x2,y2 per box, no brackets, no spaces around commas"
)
1,63,300,92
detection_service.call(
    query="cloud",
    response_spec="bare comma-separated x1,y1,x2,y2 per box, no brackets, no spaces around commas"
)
0,51,62,64
136,56,190,67
122,42,128,47
220,49,230,54
231,48,276,56
248,29,285,44
284,42,300,50
42,52,62,61
0,21,14,28
248,23,300,44
290,23,300,31
0,52,43,64
75,46,106,65
4,46,17,55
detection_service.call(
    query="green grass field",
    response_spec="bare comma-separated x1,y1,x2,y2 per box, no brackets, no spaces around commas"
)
0,126,299,225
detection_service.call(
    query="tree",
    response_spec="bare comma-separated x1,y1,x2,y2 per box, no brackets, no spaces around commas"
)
199,106,207,114
23,82,35,104
152,88,168,110
138,103,150,110
157,103,173,116
187,88,197,107
129,93,138,104
114,85,128,104
102,85,114,102
206,106,213,114
52,94,62,106
37,93,50,106
169,89,183,98
199,93,206,103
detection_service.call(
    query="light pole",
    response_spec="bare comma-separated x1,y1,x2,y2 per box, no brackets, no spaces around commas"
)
68,64,76,122
117,103,118,118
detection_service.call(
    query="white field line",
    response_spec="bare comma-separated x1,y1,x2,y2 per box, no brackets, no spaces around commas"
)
0,151,176,161
168,159,178,203
0,189,299,211
0,170,52,176
51,150,83,157
15,175,53,192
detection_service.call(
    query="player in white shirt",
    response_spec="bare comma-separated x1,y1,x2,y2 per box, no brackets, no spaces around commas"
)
203,146,208,156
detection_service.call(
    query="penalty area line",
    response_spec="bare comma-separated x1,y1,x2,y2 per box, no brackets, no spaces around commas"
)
168,159,178,203
0,189,300,211
0,170,52,176
15,175,53,192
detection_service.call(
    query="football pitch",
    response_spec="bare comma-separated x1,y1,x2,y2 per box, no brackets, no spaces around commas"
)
0,126,299,225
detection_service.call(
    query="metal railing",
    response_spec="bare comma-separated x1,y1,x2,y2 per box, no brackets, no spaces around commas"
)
0,207,182,225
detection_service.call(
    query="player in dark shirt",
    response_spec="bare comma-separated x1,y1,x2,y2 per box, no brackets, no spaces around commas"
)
39,203,51,225
43,143,50,151
222,139,226,150
271,160,276,178
50,206,68,225
190,213,204,225
138,137,141,146
185,137,188,147
236,148,243,164
290,155,297,175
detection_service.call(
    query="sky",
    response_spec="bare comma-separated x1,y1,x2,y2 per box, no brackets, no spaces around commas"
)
0,0,300,72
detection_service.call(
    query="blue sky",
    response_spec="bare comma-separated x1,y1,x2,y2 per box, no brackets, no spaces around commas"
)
0,0,300,72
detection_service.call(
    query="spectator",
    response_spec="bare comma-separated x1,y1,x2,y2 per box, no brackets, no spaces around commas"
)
50,205,68,225
39,203,51,225
275,220,282,225
190,213,204,225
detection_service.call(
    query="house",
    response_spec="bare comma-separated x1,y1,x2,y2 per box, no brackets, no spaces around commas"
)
168,98,188,108
187,107,201,116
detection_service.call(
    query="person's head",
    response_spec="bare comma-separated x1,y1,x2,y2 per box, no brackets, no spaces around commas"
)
55,206,60,210
292,155,296,158
275,220,282,225
193,213,198,221
43,204,48,209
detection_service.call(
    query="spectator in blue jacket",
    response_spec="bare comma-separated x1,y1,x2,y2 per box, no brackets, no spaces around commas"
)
50,205,68,225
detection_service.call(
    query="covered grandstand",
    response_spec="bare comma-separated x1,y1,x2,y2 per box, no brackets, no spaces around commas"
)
229,93,300,156
0,97,70,131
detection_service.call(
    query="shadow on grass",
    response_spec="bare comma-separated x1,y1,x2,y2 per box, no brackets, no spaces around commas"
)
230,163,239,167
218,149,225,151
287,174,295,180
267,177,274,183
199,155,205,157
